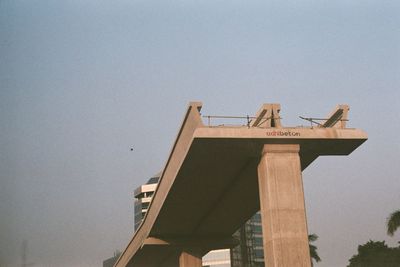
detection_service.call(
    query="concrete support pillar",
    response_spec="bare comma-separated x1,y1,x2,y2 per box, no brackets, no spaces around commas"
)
257,144,311,267
179,251,202,267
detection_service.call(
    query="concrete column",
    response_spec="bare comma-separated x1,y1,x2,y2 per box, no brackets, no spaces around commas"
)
257,144,311,267
179,251,202,267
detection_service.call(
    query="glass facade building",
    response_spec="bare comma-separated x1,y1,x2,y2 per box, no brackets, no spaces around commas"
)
231,212,264,267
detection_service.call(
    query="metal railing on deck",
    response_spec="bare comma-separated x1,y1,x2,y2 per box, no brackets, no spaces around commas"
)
202,115,349,128
299,116,349,127
202,115,279,128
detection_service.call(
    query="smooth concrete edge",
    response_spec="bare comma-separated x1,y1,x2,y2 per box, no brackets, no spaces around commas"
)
193,127,367,139
143,237,239,250
114,102,203,267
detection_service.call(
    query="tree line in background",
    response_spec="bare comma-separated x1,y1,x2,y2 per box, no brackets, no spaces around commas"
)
309,234,321,266
347,209,400,266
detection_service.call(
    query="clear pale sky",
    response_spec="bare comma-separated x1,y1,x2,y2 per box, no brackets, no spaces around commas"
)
1,1,399,266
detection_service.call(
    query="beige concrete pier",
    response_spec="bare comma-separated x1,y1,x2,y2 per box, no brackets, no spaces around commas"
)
258,144,310,267
179,252,202,267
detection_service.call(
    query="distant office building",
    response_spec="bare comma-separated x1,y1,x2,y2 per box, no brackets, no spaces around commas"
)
202,249,231,267
133,173,160,231
133,173,231,267
103,251,121,267
231,212,264,267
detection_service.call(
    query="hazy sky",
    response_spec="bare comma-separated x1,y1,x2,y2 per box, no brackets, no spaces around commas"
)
1,1,399,266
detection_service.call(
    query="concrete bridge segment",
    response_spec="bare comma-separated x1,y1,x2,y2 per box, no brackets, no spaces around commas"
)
114,102,367,267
